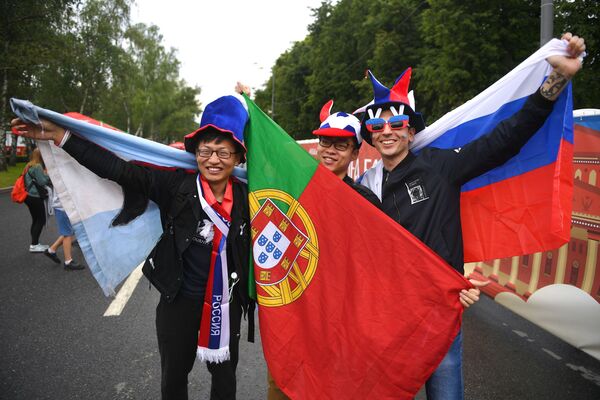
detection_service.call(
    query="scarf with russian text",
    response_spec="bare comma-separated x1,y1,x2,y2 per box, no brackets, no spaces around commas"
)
196,175,233,363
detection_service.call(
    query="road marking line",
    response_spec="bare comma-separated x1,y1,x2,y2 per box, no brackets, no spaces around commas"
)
566,364,600,386
104,264,144,317
542,348,562,360
512,329,529,338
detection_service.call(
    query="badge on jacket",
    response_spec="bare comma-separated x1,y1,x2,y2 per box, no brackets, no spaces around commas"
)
405,177,429,205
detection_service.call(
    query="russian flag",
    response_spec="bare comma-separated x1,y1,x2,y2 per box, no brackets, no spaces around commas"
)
411,39,575,262
10,99,245,295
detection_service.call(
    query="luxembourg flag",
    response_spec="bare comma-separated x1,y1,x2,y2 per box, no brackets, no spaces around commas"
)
10,99,244,296
410,38,576,262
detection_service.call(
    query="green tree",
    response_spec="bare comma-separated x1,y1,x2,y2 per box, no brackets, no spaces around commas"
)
354,0,429,123
255,41,315,139
302,0,374,137
255,0,429,139
0,0,78,169
33,0,132,114
418,0,538,121
256,1,336,139
101,23,200,142
3,0,200,155
258,0,584,133
555,0,600,109
156,84,201,143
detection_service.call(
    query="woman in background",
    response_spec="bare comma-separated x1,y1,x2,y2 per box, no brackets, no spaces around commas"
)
23,147,51,252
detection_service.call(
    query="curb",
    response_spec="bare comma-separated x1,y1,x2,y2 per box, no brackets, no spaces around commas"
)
0,187,13,194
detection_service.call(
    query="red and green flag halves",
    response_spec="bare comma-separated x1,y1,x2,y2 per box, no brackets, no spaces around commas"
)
243,95,471,399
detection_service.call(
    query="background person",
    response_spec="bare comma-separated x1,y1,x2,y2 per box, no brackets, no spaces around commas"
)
23,147,51,252
44,190,84,270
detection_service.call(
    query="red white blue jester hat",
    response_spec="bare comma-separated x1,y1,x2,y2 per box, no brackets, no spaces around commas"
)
356,68,426,146
312,100,363,147
184,93,248,162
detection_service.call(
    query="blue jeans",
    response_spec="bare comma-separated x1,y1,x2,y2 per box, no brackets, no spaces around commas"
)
425,330,464,400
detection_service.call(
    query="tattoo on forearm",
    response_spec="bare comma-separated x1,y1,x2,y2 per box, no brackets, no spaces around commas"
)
540,71,568,100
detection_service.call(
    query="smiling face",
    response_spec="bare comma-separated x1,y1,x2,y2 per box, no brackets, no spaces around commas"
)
316,136,359,179
195,134,241,189
371,109,416,170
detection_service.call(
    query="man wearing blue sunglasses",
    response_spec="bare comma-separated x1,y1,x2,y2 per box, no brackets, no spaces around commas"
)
356,33,585,400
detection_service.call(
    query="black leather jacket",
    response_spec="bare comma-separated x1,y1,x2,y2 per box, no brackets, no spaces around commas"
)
62,134,255,338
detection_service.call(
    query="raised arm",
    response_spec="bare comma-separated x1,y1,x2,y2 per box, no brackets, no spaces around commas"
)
445,33,585,185
10,118,181,209
540,32,585,101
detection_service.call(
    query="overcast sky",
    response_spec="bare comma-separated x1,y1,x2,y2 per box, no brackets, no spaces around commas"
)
132,0,326,111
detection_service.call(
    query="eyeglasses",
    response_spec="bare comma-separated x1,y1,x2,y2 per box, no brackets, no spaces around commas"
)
318,137,353,151
365,115,409,133
196,148,238,159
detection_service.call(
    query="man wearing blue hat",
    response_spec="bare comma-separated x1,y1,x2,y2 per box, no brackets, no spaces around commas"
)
357,33,585,399
12,94,256,400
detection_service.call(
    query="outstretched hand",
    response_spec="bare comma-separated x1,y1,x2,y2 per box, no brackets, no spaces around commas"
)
459,279,490,309
10,118,66,145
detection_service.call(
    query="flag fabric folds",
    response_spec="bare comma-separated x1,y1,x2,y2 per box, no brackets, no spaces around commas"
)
9,99,245,296
410,38,574,262
244,94,471,399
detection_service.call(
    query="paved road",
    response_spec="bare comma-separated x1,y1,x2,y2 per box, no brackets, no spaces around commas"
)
1,191,599,399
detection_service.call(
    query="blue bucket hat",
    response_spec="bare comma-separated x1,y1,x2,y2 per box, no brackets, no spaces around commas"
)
184,94,248,161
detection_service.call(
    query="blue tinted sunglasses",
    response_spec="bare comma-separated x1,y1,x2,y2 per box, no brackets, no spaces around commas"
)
365,115,409,133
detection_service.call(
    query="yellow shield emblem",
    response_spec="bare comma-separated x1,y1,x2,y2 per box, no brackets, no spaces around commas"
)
250,189,319,307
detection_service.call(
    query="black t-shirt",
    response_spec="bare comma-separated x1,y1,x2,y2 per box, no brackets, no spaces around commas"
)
180,211,213,300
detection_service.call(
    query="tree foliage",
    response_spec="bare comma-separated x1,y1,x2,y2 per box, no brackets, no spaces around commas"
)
0,0,78,169
418,0,539,120
1,0,200,171
96,23,200,141
555,0,600,110
255,0,599,140
2,0,597,162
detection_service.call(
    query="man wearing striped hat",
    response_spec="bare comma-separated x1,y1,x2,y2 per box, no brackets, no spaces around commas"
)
357,33,585,399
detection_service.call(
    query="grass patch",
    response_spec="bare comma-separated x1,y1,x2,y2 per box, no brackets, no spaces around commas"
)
0,162,27,188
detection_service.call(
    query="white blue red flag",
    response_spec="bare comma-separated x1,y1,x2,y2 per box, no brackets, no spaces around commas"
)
411,38,575,261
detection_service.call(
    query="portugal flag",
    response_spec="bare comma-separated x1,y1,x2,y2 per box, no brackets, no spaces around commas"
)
244,95,471,399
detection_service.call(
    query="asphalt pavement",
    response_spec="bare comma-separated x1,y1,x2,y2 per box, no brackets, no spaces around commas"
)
1,190,599,399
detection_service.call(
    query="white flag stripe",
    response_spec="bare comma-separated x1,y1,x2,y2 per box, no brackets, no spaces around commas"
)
412,39,571,151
